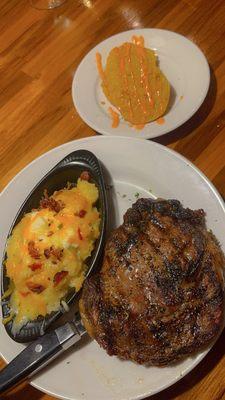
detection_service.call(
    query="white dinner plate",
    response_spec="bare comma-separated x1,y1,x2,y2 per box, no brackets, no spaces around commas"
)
72,29,210,139
0,137,224,400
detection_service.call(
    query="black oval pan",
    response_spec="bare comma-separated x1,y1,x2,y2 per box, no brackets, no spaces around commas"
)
1,150,107,343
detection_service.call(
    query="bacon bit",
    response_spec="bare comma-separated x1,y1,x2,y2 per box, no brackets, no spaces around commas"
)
26,282,45,294
44,248,51,259
40,192,64,213
28,263,42,271
47,231,54,237
28,241,40,259
77,209,86,218
80,171,90,181
52,247,63,260
20,291,30,297
78,227,83,240
53,271,68,286
44,246,63,261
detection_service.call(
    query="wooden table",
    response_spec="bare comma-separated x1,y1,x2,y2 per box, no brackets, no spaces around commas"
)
0,0,225,399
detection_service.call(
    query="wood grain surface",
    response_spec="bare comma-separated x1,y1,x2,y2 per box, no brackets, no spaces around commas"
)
0,0,225,399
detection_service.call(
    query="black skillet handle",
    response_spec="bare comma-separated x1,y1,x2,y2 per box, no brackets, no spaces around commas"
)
0,321,79,395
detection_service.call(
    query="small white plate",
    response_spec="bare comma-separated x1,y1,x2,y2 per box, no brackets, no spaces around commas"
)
72,29,210,139
0,137,225,400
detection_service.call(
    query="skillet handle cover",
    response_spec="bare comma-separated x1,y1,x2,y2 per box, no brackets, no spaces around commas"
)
0,329,62,394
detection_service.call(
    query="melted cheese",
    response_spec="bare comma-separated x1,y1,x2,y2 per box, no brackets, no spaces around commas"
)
5,179,100,327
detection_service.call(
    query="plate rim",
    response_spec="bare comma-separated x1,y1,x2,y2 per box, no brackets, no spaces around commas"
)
72,28,210,140
0,135,224,400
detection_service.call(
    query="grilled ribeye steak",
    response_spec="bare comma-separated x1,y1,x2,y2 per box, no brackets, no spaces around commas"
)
80,199,224,365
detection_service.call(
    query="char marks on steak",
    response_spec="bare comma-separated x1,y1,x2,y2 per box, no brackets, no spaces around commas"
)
80,199,224,365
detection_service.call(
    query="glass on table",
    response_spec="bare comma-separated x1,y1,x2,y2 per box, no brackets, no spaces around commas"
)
30,0,67,10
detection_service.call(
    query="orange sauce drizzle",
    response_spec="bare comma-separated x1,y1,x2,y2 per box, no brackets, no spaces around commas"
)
125,43,145,114
108,107,120,128
132,35,144,47
115,46,133,121
156,117,165,125
133,36,154,109
133,124,145,130
96,52,105,81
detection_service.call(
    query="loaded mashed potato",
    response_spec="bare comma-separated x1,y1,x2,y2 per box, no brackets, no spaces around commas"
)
4,172,100,329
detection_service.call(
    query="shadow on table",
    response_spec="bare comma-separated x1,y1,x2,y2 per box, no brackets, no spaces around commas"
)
152,66,217,146
147,327,225,400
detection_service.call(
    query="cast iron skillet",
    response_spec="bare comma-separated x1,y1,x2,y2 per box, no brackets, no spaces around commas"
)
1,149,107,343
